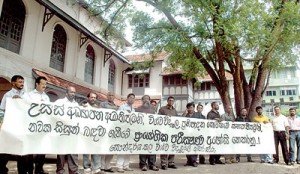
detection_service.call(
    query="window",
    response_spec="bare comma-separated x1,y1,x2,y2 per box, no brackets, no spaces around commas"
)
50,25,67,72
280,89,296,96
84,45,95,84
0,0,25,53
108,59,115,91
266,90,276,96
198,82,214,91
163,75,187,86
128,74,150,88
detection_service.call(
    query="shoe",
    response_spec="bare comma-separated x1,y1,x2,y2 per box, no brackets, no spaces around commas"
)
260,160,265,163
192,162,198,167
141,166,147,171
103,169,114,173
225,159,232,164
231,159,238,163
161,165,167,170
84,168,92,174
247,159,254,162
267,161,274,164
149,166,159,171
209,161,215,165
35,171,48,174
216,160,225,165
123,168,133,171
117,168,124,173
168,164,177,169
93,169,106,174
297,161,300,164
287,161,292,166
236,157,240,162
199,160,205,164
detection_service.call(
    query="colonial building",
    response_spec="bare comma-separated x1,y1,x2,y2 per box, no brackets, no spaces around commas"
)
0,0,132,105
126,53,300,115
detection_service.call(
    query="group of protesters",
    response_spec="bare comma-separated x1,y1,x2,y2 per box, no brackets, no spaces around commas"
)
0,75,299,174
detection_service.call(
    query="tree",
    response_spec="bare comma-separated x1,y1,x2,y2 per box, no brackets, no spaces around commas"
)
88,0,300,118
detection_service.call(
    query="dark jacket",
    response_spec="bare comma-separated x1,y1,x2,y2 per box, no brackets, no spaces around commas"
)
235,116,251,122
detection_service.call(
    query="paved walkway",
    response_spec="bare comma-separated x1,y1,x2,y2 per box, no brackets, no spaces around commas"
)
6,155,300,174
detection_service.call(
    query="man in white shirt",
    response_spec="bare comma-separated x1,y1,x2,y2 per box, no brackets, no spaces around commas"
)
23,76,50,174
0,75,33,174
55,86,81,174
116,93,135,173
271,106,290,165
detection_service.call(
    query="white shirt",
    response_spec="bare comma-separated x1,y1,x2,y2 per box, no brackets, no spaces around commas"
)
271,114,289,131
55,97,79,106
118,102,135,113
23,89,50,102
0,88,25,111
288,116,300,131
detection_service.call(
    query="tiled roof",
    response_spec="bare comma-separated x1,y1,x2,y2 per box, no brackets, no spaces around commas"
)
197,72,233,82
126,51,170,62
160,69,183,76
160,69,233,81
32,69,161,107
32,69,108,101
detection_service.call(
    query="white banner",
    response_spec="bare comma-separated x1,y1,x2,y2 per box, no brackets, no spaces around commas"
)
0,99,275,155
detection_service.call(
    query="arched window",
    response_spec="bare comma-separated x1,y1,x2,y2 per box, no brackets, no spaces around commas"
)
108,59,115,92
50,24,67,72
46,91,59,102
0,0,25,53
84,45,95,84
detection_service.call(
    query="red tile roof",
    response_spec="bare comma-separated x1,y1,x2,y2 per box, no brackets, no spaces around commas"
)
32,69,161,107
197,72,233,82
126,51,170,62
32,69,108,101
160,68,233,81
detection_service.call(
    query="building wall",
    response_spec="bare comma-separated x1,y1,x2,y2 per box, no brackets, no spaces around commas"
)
0,0,129,100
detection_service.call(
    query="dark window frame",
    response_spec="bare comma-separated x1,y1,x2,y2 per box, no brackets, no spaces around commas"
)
84,45,95,84
128,74,150,88
50,24,67,72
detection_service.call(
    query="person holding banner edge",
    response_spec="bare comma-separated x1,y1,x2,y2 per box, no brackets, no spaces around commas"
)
23,76,50,174
252,106,273,164
158,96,178,170
0,75,34,174
55,86,81,174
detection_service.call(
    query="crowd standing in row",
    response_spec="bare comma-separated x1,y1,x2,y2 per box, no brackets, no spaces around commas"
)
0,75,299,174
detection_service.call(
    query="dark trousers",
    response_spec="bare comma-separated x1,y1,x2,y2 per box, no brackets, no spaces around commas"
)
199,155,205,163
186,155,197,164
273,131,289,164
139,154,156,168
160,154,175,166
209,155,221,163
35,154,46,173
0,154,33,174
56,154,78,174
17,155,34,174
0,154,9,174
